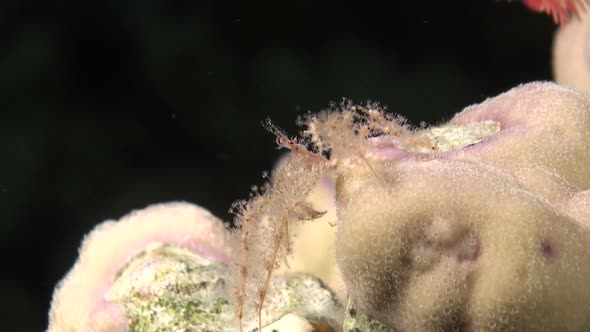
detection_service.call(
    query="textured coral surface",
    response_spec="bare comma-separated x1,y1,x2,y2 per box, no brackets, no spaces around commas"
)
336,82,590,331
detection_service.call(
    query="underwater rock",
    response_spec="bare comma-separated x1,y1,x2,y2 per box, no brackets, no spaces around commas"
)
47,202,343,331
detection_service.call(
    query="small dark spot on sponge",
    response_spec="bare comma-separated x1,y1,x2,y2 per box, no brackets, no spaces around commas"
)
348,307,357,317
540,239,554,258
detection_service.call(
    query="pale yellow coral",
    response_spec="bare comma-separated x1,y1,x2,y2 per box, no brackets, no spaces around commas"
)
338,159,590,331
335,82,590,331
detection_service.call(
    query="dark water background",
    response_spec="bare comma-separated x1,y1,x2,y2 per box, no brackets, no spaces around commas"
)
0,0,554,330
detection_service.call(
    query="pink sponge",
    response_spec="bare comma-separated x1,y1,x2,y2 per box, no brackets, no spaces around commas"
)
47,202,231,332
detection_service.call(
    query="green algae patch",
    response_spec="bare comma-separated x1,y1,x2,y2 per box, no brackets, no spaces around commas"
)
343,300,394,332
106,243,233,331
106,243,343,331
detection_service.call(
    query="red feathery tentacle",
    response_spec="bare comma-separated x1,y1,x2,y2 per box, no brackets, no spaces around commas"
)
522,0,589,25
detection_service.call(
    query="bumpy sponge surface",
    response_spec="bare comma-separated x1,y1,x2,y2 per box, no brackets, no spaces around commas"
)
335,82,590,331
